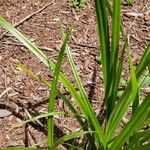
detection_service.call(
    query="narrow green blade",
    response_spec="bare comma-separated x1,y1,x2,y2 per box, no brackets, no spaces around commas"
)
138,69,150,89
66,45,105,146
53,131,92,148
140,144,150,150
60,26,106,147
110,94,150,150
94,0,110,91
106,0,121,119
0,17,90,139
136,44,150,77
16,64,86,130
105,52,138,142
12,112,64,129
0,17,85,122
47,31,71,148
138,128,150,145
112,37,127,107
105,44,150,142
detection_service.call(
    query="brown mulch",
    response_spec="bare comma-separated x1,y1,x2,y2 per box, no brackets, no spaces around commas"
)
0,0,149,148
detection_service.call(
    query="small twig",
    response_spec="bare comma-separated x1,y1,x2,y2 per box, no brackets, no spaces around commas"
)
24,107,44,127
0,66,11,98
71,43,98,49
1,41,53,51
124,12,144,18
0,87,13,99
2,41,98,51
0,0,56,40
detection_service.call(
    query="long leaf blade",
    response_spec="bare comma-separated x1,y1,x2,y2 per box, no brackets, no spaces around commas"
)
94,0,110,91
110,94,150,150
47,31,71,148
60,26,106,147
105,52,138,142
0,17,84,120
54,131,93,148
106,0,121,119
12,112,64,129
16,63,86,131
0,16,90,138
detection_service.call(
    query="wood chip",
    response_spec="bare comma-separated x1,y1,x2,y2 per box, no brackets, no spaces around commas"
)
0,109,12,118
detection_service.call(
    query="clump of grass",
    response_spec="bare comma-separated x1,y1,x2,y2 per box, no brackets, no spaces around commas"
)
68,0,86,9
0,0,150,149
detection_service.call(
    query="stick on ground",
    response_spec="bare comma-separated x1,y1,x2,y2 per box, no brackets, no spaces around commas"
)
0,0,56,39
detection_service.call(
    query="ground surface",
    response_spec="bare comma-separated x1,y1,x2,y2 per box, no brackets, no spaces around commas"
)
0,0,149,148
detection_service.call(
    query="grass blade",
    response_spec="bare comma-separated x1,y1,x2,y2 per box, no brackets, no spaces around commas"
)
106,0,126,39
0,17,48,65
94,0,110,91
105,51,138,142
110,0,121,71
47,31,71,149
106,0,121,119
139,69,150,89
60,26,106,147
0,19,103,144
110,94,150,150
12,112,64,129
105,44,150,142
16,64,86,129
138,128,150,145
0,16,90,116
136,44,150,77
0,17,92,141
0,17,85,121
66,45,106,147
111,36,127,106
53,131,93,148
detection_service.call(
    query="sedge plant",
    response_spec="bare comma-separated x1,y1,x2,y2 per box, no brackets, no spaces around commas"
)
0,0,150,149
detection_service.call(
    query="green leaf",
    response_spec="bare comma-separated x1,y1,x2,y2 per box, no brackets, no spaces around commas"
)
105,51,138,142
60,25,105,147
139,113,150,129
16,64,51,87
128,49,139,113
140,144,150,150
94,0,110,91
16,64,86,130
106,0,121,119
112,36,127,103
139,69,150,90
138,128,150,145
12,112,64,129
0,16,91,144
110,94,150,150
53,131,93,148
47,31,71,148
0,16,89,121
105,44,150,142
136,44,150,77
0,17,48,65
126,0,134,5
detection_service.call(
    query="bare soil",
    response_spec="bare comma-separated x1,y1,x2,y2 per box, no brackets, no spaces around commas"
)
0,0,149,148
